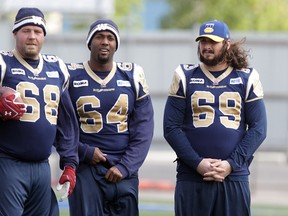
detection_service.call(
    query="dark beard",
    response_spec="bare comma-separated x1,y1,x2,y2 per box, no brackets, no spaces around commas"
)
97,55,109,64
198,44,227,67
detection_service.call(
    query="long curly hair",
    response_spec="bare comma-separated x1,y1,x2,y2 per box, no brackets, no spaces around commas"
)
224,38,250,69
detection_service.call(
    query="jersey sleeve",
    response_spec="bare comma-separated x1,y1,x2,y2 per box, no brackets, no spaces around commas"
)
133,64,150,100
227,68,266,171
227,98,267,171
113,64,154,177
245,68,264,102
54,89,79,169
164,64,203,169
0,52,7,85
168,65,188,98
57,57,70,92
163,95,202,169
77,140,95,163
115,94,154,178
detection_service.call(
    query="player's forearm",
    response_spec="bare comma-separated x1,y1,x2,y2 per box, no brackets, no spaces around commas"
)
55,90,79,169
164,96,202,169
228,99,267,171
117,96,154,178
78,141,95,163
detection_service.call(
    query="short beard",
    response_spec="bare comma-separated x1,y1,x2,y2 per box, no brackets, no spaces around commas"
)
198,43,227,67
97,55,109,64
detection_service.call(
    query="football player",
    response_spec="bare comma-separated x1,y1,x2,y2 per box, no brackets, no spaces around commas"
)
0,7,79,215
163,20,267,216
66,19,154,215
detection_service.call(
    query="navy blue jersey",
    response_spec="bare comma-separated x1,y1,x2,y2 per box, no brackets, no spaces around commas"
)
171,64,263,159
67,61,154,177
0,49,78,164
164,63,266,180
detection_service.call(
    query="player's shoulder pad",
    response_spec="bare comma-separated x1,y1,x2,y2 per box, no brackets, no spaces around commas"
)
117,62,146,82
0,50,13,57
66,63,84,70
235,68,259,81
174,64,198,78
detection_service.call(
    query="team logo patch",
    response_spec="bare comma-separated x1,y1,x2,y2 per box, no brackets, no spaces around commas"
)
190,78,204,84
31,16,44,25
46,71,59,78
73,80,88,87
117,80,131,87
11,68,25,75
230,77,242,85
96,23,111,31
204,23,215,33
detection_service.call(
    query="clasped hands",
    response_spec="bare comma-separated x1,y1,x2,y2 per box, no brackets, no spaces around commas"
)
196,158,232,182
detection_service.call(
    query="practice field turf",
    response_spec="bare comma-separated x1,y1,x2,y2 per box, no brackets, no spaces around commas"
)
59,203,288,216
56,193,288,216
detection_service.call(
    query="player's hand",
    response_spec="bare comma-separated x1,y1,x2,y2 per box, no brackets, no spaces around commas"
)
0,93,26,121
56,166,76,201
203,160,232,182
196,158,222,176
90,147,107,165
105,166,123,183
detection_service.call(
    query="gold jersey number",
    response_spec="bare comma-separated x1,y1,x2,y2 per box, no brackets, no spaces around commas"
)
76,94,128,133
16,82,60,125
192,91,241,129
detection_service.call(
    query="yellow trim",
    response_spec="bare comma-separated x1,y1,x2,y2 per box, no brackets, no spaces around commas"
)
195,35,224,42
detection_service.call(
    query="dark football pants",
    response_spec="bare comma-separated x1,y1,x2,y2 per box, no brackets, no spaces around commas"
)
69,163,139,216
0,157,52,216
175,180,250,216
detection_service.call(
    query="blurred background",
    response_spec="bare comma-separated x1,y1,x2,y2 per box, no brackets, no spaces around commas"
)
1,0,288,215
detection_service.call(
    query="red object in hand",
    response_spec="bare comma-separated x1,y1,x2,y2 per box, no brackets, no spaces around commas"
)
0,86,26,121
58,166,76,197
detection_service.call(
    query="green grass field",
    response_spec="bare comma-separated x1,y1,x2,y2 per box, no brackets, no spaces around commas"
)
59,203,288,216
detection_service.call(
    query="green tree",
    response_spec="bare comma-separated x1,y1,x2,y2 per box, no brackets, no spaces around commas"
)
161,0,288,31
114,0,143,31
